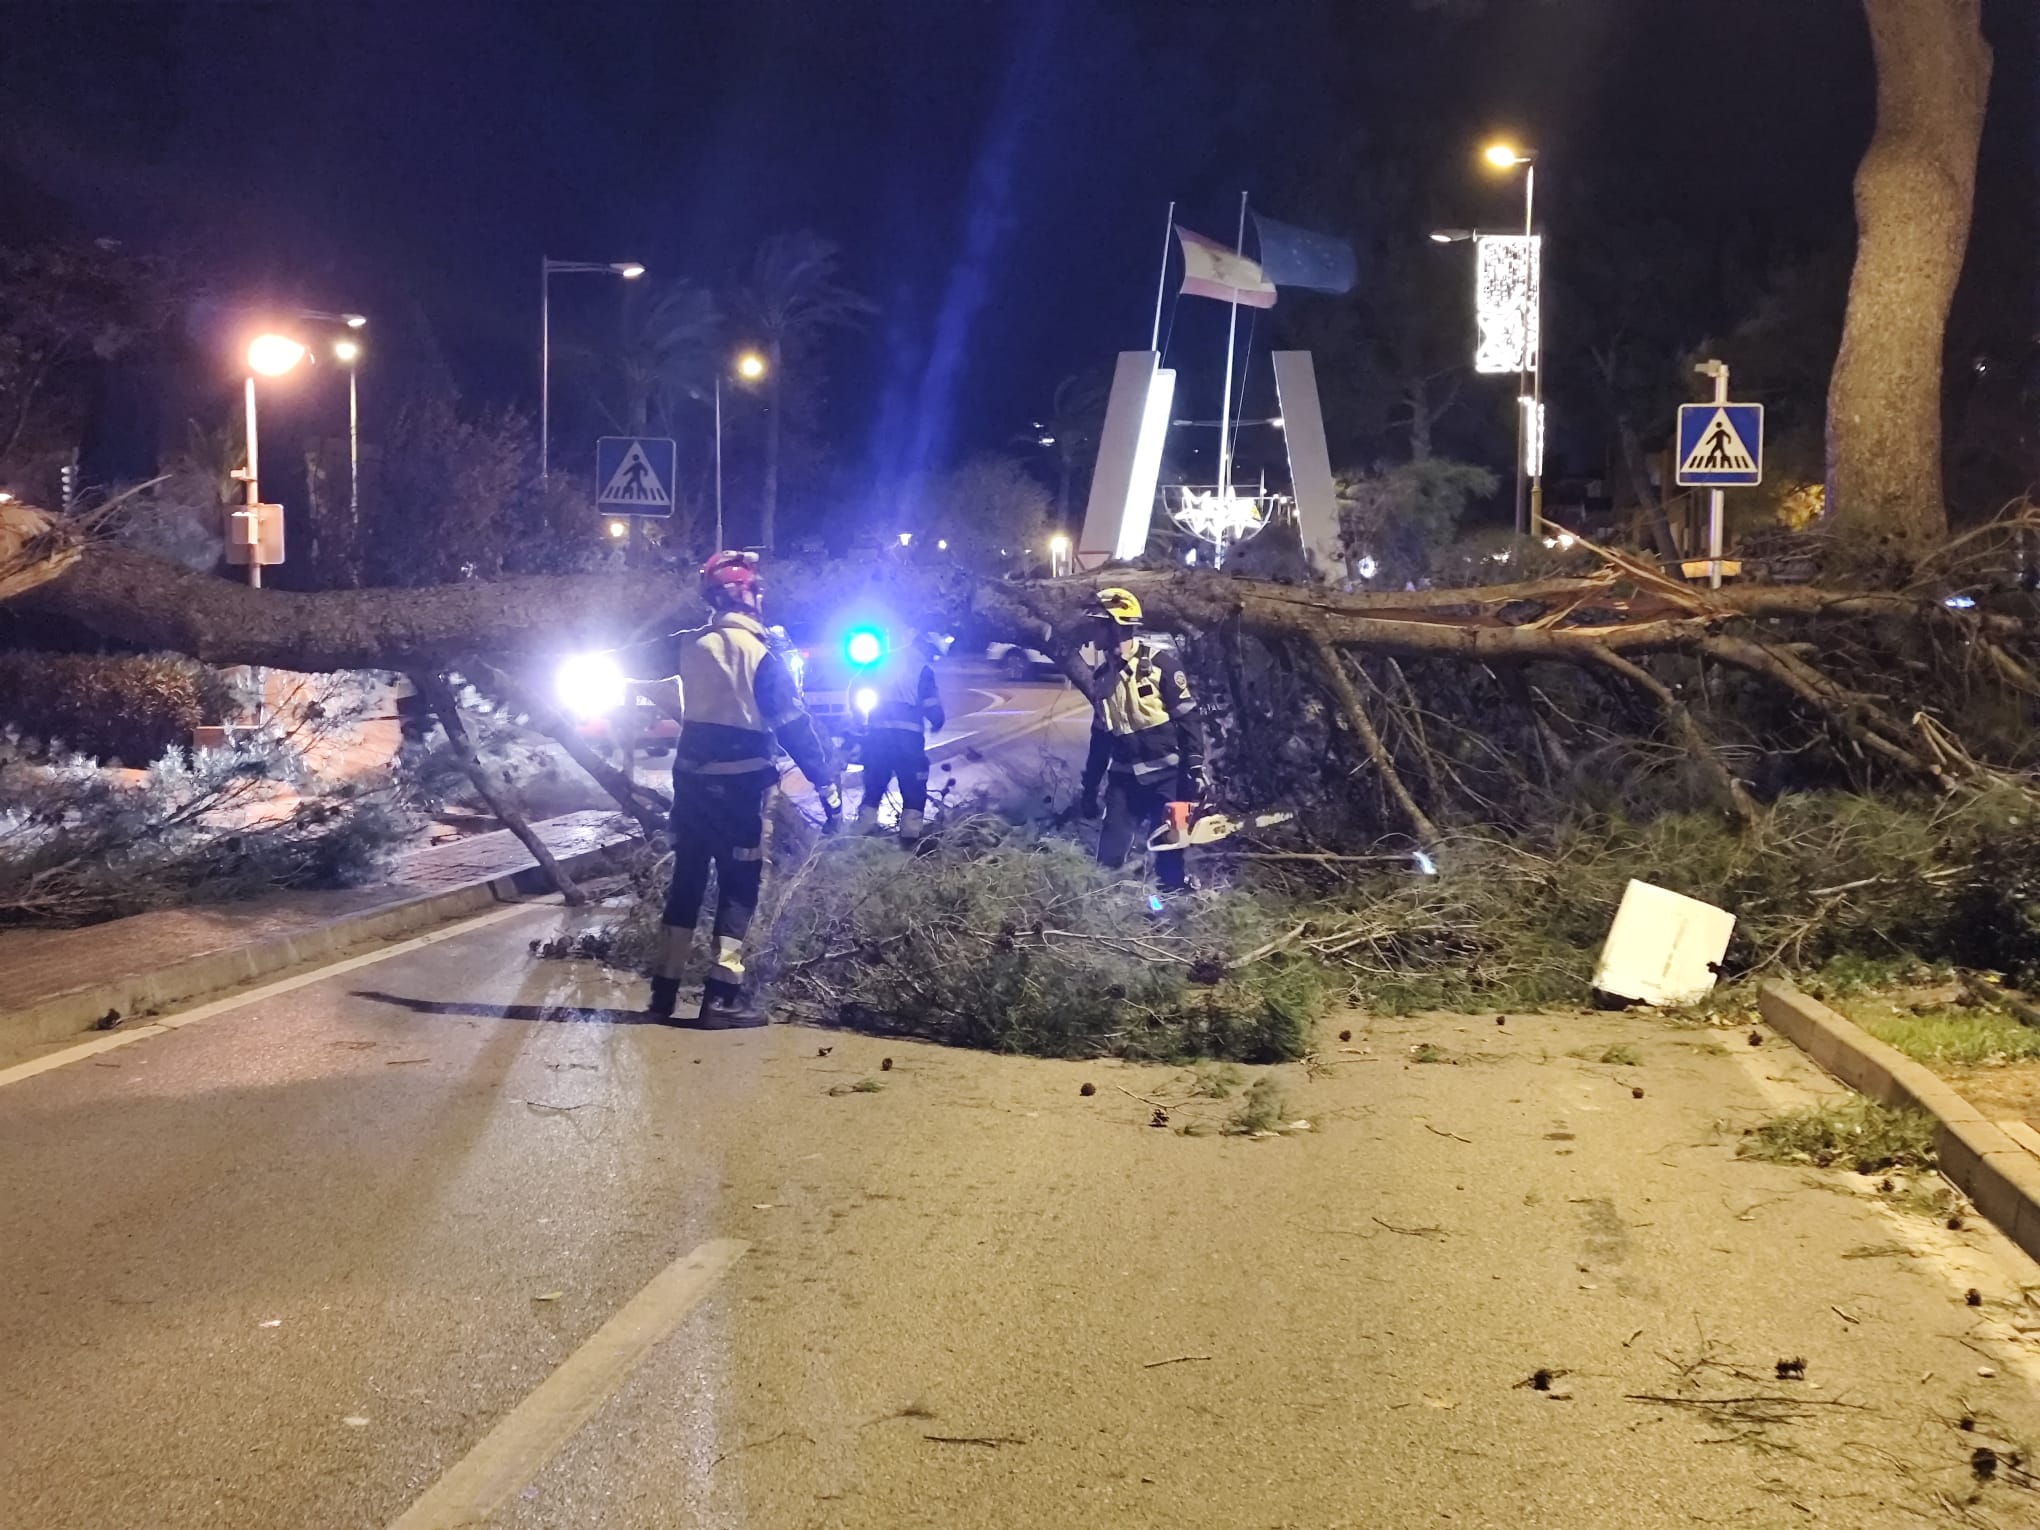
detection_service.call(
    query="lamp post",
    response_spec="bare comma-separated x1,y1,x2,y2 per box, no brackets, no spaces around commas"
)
240,333,306,590
715,348,768,550
1483,142,1541,537
540,259,645,480
331,337,362,550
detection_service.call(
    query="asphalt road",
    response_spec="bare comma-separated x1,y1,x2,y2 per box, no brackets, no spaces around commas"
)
626,658,1096,827
8,896,2040,1529
8,668,2040,1527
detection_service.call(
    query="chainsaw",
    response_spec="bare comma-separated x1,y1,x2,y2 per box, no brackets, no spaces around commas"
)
1146,805,1294,852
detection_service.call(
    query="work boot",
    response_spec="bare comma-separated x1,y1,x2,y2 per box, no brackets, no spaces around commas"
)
645,976,682,1020
856,805,881,834
696,979,764,1028
896,808,924,844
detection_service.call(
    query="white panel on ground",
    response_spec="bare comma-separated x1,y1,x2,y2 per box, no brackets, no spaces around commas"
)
1592,879,1737,1007
1077,351,1171,571
1271,351,1341,579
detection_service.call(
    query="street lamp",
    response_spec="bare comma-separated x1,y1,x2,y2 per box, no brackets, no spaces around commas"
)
715,348,769,550
1482,141,1542,536
539,258,645,480
331,336,362,548
239,333,307,588
1049,531,1071,576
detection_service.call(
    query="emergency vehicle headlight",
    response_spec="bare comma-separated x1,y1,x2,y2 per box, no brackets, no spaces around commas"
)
845,629,883,667
556,652,626,718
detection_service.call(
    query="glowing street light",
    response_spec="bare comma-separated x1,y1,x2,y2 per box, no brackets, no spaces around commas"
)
1485,141,1529,169
735,350,766,382
247,333,306,377
540,257,646,479
607,519,628,540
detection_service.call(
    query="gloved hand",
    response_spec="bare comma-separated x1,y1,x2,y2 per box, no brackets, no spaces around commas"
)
1076,792,1102,821
820,785,844,836
1180,767,1209,803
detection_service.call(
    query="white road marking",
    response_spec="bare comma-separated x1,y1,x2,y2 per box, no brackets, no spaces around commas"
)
386,1238,748,1530
0,900,555,1091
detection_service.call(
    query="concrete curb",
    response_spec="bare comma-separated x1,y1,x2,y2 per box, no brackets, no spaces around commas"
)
4,838,631,1054
1758,979,2040,1264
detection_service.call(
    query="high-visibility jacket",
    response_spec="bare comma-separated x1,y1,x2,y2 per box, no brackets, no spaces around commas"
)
1081,637,1203,792
662,611,833,787
865,651,945,737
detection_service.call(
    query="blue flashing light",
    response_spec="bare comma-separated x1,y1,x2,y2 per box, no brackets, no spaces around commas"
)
1943,594,1978,610
845,628,884,667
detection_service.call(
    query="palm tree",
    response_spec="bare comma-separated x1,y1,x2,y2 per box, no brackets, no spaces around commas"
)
1020,371,1110,526
733,232,874,550
614,279,721,437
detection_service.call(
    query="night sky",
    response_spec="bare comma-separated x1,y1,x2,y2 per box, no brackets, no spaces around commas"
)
1,0,2031,512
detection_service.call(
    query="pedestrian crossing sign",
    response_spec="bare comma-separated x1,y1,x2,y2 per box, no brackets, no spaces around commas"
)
1675,403,1763,487
596,436,677,515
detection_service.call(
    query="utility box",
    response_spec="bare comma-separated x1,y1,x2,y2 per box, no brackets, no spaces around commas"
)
224,502,285,566
1592,879,1736,1007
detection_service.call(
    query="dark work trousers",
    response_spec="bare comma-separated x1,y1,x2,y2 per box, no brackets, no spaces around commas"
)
1097,774,1186,890
663,768,772,992
859,727,930,817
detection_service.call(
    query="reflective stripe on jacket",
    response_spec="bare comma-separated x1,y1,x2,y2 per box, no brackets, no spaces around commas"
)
867,653,941,736
676,612,780,775
1092,640,1198,783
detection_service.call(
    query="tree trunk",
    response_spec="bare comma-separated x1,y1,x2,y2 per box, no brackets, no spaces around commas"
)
761,338,783,552
412,671,586,904
1406,376,1433,462
1825,0,1991,548
12,544,685,671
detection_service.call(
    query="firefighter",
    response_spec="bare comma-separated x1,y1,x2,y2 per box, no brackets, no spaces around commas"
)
636,551,842,1023
1076,587,1205,891
855,624,948,841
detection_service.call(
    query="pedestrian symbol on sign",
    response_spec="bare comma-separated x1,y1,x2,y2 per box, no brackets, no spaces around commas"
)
602,442,666,504
595,436,678,516
1681,410,1753,476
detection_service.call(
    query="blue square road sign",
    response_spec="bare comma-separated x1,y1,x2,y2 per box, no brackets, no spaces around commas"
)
1675,404,1763,488
596,436,677,516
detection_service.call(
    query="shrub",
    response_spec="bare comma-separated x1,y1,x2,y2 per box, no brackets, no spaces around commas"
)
0,650,235,764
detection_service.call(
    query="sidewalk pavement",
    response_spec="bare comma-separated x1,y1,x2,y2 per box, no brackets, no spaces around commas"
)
0,810,631,1061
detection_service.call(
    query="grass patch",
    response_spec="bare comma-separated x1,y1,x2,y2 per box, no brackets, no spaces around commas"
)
1738,1098,1936,1173
1410,1042,1452,1064
1187,1063,1246,1098
1598,1044,1643,1067
1246,788,2040,1016
1223,1078,1287,1135
1846,999,2040,1068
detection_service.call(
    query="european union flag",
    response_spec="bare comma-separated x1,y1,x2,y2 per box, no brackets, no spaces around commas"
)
1252,212,1357,295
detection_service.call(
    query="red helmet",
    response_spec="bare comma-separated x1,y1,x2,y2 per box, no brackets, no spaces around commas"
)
700,550,762,608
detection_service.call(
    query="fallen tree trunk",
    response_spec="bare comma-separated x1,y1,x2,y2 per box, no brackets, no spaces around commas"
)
16,544,686,670
412,671,586,904
8,540,2035,842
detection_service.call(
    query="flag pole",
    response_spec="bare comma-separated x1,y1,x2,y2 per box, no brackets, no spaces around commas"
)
1216,190,1247,507
1149,200,1176,352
